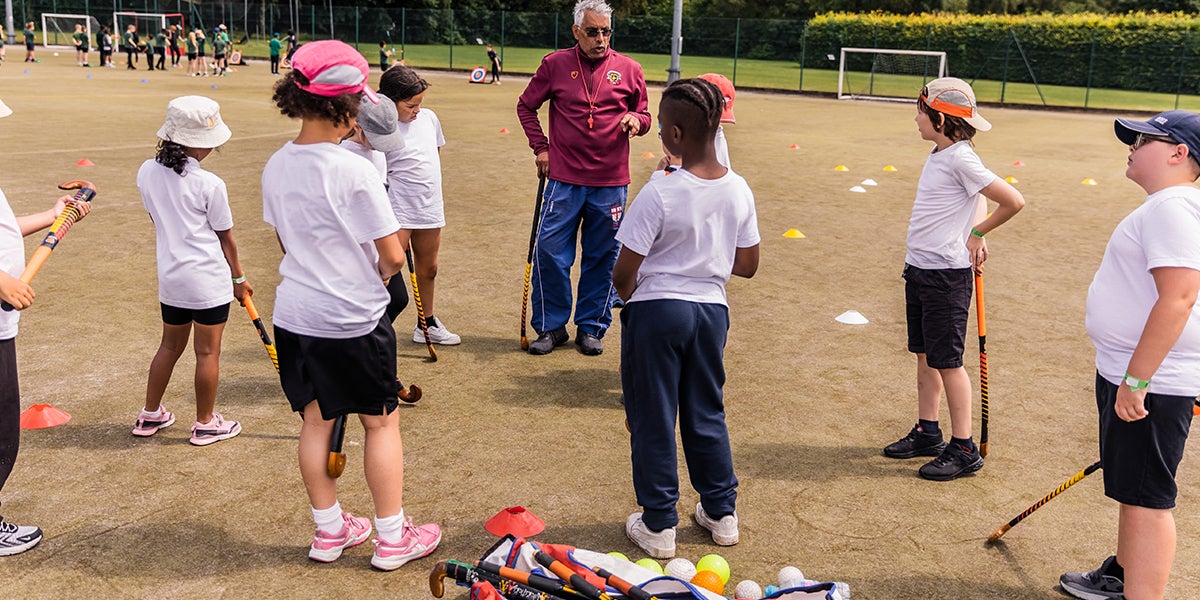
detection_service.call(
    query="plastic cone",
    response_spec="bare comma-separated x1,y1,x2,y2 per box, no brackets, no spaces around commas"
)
883,165,897,172
20,404,71,429
782,229,805,239
835,165,849,172
1013,160,1026,167
849,185,867,193
499,128,510,134
788,144,799,150
835,310,869,325
75,158,95,167
642,151,655,159
861,179,877,186
485,506,545,537
1082,178,1098,186
1004,176,1018,184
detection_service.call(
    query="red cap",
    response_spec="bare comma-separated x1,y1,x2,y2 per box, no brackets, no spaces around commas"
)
699,73,736,124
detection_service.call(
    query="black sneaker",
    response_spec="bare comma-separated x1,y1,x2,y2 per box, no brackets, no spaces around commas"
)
1060,556,1125,600
883,425,946,459
528,327,568,355
575,331,603,356
0,516,43,556
918,442,983,481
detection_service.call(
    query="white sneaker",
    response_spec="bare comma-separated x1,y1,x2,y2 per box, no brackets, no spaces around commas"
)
693,503,739,546
413,320,461,345
625,512,675,559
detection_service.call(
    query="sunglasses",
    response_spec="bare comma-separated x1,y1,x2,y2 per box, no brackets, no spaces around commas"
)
582,27,613,38
1132,132,1178,150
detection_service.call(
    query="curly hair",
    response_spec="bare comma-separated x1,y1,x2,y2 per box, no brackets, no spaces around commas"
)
661,77,723,140
378,65,429,102
917,97,977,144
271,70,361,127
155,140,191,175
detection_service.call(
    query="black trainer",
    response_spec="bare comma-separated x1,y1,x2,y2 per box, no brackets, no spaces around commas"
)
528,327,568,355
918,442,983,481
1060,556,1125,600
883,425,946,459
575,331,603,356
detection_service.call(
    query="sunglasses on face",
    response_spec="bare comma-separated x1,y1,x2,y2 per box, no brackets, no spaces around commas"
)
582,27,613,38
1132,132,1178,150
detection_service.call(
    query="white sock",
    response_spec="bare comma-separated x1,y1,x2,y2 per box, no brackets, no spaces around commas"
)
140,406,164,417
312,501,343,535
374,510,406,543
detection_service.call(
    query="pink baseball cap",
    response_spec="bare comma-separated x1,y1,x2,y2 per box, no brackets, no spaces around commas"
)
291,40,379,104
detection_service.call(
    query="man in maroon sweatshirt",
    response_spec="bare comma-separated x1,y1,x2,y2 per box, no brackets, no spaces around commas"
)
517,0,652,357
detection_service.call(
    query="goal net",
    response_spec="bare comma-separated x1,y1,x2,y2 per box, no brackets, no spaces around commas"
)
113,12,185,42
838,48,948,102
41,14,103,49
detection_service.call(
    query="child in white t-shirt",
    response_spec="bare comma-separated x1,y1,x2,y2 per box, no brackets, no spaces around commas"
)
134,95,247,447
0,97,93,556
614,78,760,559
653,72,735,179
883,77,1024,481
263,40,440,571
377,65,459,346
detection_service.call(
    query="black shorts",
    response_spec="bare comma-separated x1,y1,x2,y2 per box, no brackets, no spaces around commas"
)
25,42,34,51
214,52,225,60
904,263,972,369
161,302,230,326
187,52,197,60
275,317,399,420
1096,371,1194,509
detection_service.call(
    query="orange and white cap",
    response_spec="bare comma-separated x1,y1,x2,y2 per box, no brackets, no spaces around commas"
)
698,72,736,124
921,77,990,132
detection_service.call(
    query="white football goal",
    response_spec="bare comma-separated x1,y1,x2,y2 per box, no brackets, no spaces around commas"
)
837,48,948,102
41,13,103,49
113,12,186,41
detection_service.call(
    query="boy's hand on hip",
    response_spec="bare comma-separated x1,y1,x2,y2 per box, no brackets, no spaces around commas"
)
1115,384,1150,422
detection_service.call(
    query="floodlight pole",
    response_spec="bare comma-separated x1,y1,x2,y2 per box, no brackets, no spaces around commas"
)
5,0,14,45
666,0,681,83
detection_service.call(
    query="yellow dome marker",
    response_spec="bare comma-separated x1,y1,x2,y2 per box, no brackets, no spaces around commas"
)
1005,176,1018,184
1082,178,1098,186
834,165,849,172
782,229,805,239
883,165,898,172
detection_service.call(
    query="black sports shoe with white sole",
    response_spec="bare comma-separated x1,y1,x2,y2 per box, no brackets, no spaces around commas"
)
1060,556,1125,600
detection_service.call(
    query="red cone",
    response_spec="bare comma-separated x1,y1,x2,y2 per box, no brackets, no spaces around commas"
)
485,506,545,537
20,404,71,429
76,158,95,166
499,128,510,134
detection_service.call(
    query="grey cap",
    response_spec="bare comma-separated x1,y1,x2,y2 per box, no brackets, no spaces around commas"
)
357,94,405,152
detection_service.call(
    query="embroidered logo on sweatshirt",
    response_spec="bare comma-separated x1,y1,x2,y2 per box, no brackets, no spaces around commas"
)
570,70,579,79
606,70,622,84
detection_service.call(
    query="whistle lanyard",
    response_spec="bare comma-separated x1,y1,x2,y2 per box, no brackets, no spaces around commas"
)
576,50,609,131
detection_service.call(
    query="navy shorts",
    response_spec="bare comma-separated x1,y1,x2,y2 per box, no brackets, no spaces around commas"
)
1096,372,1194,509
274,316,399,421
161,302,230,326
904,263,972,369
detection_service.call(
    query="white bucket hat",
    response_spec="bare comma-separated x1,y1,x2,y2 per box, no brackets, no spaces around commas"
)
156,96,232,148
0,99,12,119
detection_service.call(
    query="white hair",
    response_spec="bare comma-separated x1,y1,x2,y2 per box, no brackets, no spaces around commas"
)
573,0,613,26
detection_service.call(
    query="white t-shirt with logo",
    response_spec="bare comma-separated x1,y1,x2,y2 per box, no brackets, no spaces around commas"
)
0,188,24,340
384,109,446,229
905,141,997,270
1086,185,1200,395
137,158,235,309
263,142,400,339
616,167,759,306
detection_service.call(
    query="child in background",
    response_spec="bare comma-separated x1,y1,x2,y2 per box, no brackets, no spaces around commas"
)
269,33,281,75
378,65,459,345
1059,111,1200,600
340,94,410,322
154,28,167,70
72,23,90,67
883,77,1024,481
134,95,247,447
378,41,391,72
185,30,198,76
195,28,208,76
614,78,760,559
212,31,226,76
263,40,440,570
23,22,36,63
0,97,93,556
123,24,138,70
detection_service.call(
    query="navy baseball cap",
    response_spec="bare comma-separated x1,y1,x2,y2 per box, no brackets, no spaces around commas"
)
1115,110,1200,161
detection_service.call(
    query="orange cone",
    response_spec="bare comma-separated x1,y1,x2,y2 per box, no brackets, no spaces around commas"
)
76,158,95,166
20,404,71,429
788,144,799,150
485,506,545,537
642,151,655,159
499,128,510,134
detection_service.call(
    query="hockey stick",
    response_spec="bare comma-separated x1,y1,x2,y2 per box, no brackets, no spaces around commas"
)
533,551,613,600
242,296,279,371
476,560,592,600
520,175,547,350
592,567,655,600
976,271,989,458
987,460,1101,543
429,559,565,600
407,245,437,362
2,180,96,311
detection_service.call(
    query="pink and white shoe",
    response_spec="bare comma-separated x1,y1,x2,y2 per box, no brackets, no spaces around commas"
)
308,511,372,562
189,413,241,446
132,408,175,437
370,518,441,571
